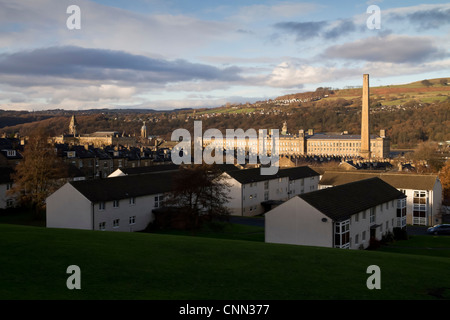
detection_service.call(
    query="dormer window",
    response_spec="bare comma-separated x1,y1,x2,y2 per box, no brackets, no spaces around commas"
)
6,150,16,157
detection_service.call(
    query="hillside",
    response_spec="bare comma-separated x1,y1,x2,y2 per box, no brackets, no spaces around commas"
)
275,77,450,105
0,77,449,148
1,223,449,300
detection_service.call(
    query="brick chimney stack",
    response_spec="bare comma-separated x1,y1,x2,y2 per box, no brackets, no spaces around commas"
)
360,74,371,159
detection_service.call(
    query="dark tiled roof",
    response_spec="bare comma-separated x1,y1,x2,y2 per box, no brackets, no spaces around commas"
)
119,164,180,175
320,171,439,191
226,166,319,184
299,177,406,222
70,171,176,202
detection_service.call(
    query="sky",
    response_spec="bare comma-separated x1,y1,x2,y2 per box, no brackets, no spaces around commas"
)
0,0,449,111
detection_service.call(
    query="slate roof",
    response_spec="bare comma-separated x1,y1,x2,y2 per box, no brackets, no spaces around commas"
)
226,166,319,184
70,170,176,202
118,164,180,175
320,171,439,191
299,177,406,222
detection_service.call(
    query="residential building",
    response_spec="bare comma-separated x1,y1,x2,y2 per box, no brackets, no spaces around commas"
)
319,171,443,226
0,167,15,209
265,178,407,249
46,170,176,232
222,166,320,216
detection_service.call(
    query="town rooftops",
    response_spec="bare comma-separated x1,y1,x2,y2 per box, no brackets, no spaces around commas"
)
70,170,176,202
299,177,406,222
320,171,439,191
225,166,319,184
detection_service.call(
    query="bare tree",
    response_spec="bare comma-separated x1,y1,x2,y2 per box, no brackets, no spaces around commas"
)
163,163,231,229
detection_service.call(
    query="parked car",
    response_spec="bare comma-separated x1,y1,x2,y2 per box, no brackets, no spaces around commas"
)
427,224,450,235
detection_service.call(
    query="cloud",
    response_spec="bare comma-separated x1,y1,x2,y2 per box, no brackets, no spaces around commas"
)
233,2,319,21
0,46,243,84
273,18,359,42
0,0,233,57
323,20,356,40
387,6,450,30
322,35,447,63
274,21,327,41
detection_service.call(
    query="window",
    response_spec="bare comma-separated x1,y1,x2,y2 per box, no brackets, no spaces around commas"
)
6,199,13,208
99,202,105,210
264,181,269,190
334,220,350,249
370,207,376,224
413,191,427,225
264,191,269,201
113,200,120,208
99,222,106,230
129,216,136,225
6,182,12,190
129,197,136,205
355,234,359,245
362,231,366,241
113,219,120,228
355,213,359,222
397,198,407,228
154,195,164,208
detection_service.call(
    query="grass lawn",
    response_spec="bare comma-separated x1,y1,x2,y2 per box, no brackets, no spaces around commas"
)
1,223,450,300
380,235,450,258
149,220,264,242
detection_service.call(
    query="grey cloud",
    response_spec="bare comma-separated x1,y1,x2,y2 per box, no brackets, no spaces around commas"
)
274,19,358,41
323,20,356,40
0,46,242,84
274,21,327,41
323,35,447,63
389,7,450,30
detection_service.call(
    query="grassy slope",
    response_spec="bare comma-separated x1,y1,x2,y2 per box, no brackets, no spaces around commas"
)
1,224,449,300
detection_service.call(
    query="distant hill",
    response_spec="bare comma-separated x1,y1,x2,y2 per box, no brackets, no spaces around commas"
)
0,77,449,148
275,77,450,106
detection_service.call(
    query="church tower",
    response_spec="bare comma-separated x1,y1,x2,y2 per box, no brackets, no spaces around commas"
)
141,121,148,139
69,115,77,136
281,121,288,135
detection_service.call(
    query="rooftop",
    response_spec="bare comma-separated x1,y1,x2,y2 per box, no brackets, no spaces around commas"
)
70,170,176,202
320,171,440,191
225,166,319,184
299,177,406,221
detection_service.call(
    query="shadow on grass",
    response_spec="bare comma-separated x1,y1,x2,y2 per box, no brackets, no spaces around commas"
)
0,207,46,227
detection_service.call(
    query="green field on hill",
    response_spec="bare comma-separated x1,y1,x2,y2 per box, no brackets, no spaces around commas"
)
1,223,449,300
